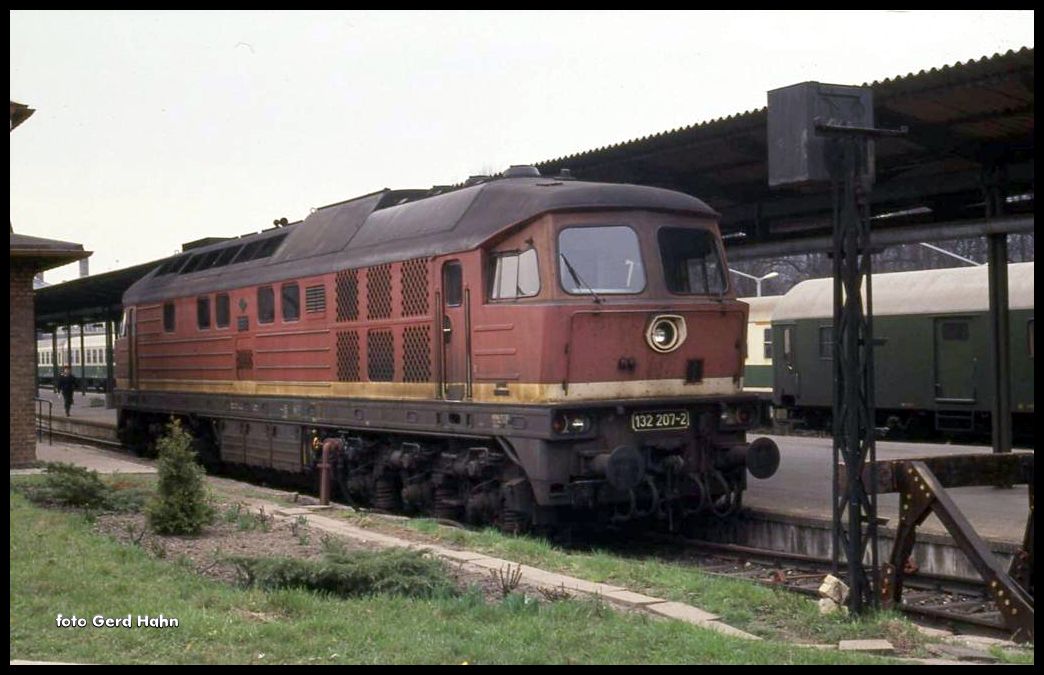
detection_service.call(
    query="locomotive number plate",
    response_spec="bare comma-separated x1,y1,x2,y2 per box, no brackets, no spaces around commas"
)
631,410,690,432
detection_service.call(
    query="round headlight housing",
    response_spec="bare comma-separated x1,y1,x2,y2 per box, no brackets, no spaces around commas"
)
645,315,686,353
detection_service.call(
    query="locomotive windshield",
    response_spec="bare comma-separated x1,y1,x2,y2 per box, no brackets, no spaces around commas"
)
658,227,727,295
558,226,645,294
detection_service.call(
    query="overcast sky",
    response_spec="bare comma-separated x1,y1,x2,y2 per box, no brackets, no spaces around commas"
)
10,10,1034,284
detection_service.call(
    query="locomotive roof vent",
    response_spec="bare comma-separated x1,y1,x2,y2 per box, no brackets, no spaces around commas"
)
503,164,541,178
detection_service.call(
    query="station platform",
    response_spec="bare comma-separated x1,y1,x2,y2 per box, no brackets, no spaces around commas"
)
745,434,1031,543
33,389,1031,576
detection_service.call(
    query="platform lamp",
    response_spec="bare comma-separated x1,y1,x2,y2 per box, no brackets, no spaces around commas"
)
730,269,778,297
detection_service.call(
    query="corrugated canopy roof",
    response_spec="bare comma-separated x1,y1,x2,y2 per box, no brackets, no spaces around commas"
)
535,48,1034,252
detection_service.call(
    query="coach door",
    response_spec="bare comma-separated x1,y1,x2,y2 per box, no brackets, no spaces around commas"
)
934,318,975,402
440,261,469,401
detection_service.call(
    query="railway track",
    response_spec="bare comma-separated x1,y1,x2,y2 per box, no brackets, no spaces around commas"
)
663,538,1010,637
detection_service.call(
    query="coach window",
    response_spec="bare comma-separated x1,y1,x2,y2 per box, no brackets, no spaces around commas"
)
258,286,275,324
818,325,833,359
215,293,230,329
490,249,540,300
197,296,211,330
763,328,773,360
782,326,794,371
163,302,176,332
282,283,300,322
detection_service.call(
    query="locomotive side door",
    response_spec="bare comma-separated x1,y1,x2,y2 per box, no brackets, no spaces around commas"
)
236,336,254,381
127,308,137,389
441,260,467,400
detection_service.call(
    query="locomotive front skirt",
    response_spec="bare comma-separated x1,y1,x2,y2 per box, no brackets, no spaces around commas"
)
115,171,779,529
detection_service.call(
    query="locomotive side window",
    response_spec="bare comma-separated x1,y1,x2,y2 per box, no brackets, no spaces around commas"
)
197,296,211,330
490,249,540,300
763,328,773,359
282,283,300,322
658,227,726,295
215,293,230,328
559,226,645,295
443,262,463,307
163,302,176,332
258,286,275,324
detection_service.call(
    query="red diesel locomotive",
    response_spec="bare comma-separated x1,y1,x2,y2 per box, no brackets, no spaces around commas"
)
115,166,779,530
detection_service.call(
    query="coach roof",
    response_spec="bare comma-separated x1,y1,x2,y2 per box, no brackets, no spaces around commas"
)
773,262,1034,322
123,176,717,304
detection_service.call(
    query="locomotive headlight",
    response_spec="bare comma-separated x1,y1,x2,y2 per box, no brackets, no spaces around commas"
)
568,415,591,433
553,413,592,435
720,404,755,427
645,315,686,353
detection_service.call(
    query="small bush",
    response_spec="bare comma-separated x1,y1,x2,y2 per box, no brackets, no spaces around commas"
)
230,548,458,600
146,418,215,535
16,463,147,513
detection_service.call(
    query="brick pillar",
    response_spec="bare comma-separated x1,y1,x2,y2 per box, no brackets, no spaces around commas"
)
10,260,38,468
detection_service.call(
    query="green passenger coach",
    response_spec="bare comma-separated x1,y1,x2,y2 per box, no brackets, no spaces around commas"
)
771,262,1033,438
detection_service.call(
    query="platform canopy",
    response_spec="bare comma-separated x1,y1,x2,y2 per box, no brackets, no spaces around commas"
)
535,48,1034,259
34,259,159,329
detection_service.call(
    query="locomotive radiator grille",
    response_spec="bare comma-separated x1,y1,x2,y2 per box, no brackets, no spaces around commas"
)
367,329,395,381
401,258,430,317
367,264,393,320
336,331,360,381
335,269,359,322
403,325,432,382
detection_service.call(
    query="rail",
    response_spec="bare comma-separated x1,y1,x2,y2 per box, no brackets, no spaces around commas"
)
34,398,53,445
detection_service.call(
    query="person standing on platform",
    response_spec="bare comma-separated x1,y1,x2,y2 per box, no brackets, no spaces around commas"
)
57,366,77,417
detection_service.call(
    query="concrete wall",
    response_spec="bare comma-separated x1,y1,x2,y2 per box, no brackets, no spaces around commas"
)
10,260,37,467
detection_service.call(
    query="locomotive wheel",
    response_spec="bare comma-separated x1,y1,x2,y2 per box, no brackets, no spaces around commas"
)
373,477,401,511
433,487,461,521
498,509,530,535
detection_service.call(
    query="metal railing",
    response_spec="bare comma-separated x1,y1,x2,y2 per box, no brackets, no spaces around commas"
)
34,398,53,445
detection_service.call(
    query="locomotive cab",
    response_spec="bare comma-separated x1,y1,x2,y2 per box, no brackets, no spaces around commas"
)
468,199,778,523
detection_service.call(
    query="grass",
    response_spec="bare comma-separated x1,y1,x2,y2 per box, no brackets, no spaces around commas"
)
334,513,943,650
11,485,905,665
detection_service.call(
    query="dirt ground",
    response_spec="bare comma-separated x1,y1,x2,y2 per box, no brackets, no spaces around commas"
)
91,498,545,603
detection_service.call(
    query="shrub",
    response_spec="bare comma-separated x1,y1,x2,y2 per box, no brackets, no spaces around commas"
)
230,548,458,600
16,463,147,513
146,418,215,535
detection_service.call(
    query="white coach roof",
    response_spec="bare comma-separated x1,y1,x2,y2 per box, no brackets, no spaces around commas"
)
741,295,783,323
773,262,1033,321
